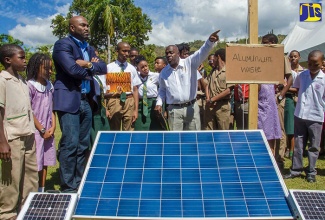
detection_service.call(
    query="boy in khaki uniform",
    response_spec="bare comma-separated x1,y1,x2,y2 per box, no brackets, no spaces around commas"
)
0,44,38,219
205,49,234,130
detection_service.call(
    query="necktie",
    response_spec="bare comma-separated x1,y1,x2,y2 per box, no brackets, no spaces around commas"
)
81,45,90,94
238,84,243,101
143,80,148,116
120,63,125,72
119,63,127,103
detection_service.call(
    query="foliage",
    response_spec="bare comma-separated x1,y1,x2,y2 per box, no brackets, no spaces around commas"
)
51,0,152,63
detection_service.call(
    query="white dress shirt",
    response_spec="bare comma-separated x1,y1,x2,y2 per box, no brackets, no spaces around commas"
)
293,69,325,122
156,39,215,106
99,60,141,94
138,71,159,98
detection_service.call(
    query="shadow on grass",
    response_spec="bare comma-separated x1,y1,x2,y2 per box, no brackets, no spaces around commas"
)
45,167,60,191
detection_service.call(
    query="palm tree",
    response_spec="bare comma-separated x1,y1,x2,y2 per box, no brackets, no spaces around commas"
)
84,0,125,63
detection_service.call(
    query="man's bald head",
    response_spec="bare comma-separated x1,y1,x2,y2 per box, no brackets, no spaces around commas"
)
69,16,89,41
116,42,131,63
165,45,180,68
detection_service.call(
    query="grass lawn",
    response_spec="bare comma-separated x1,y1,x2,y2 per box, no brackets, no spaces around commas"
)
46,126,325,191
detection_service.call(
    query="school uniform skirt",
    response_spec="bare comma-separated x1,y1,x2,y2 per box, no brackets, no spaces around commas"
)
284,93,295,135
134,98,162,131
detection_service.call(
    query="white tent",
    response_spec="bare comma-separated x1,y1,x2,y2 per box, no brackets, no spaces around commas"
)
281,22,325,62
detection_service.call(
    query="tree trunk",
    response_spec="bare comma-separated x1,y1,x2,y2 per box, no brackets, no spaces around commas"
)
107,34,111,64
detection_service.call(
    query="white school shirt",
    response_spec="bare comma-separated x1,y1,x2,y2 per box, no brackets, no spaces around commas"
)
293,69,325,122
138,71,159,98
99,61,142,94
156,39,215,106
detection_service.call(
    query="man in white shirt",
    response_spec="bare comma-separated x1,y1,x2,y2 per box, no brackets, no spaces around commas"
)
103,42,142,131
155,30,220,130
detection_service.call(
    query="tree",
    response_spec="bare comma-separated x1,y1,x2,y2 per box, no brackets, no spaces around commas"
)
84,0,125,63
51,0,152,63
0,34,23,47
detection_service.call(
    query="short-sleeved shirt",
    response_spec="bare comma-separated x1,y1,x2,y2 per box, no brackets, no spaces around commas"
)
138,72,159,98
100,61,141,95
207,66,231,100
293,69,325,122
0,71,35,140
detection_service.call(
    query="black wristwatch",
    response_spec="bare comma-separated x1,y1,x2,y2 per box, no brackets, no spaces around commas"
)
40,128,46,135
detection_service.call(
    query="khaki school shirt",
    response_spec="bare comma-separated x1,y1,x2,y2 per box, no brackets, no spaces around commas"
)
0,71,35,140
207,66,232,100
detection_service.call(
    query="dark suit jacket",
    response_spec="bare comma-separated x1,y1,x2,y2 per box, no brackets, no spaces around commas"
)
52,36,107,113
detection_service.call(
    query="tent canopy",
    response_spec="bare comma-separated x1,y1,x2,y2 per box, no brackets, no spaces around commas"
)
282,22,325,62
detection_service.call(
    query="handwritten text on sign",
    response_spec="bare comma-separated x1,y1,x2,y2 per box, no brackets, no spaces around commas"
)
226,44,284,84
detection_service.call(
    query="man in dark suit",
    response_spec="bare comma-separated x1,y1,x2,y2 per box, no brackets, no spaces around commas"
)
52,16,107,192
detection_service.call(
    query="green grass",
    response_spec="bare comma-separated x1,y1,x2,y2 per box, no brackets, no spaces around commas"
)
45,125,325,191
283,154,325,190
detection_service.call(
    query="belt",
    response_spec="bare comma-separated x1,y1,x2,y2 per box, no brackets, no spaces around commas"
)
139,97,157,101
170,99,196,107
111,94,133,99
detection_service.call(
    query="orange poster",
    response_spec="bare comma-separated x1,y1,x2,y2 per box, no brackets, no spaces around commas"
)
106,72,132,93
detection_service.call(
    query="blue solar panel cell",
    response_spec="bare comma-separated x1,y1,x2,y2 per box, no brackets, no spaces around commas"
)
202,183,223,199
80,182,102,198
123,169,143,182
141,183,161,199
204,200,226,217
144,155,162,168
129,143,146,155
145,143,163,155
74,131,293,219
143,169,161,183
139,200,160,217
215,142,233,154
126,155,144,168
181,143,198,155
183,199,204,217
225,199,248,217
90,155,109,167
85,168,105,182
96,199,118,216
101,183,121,199
94,143,112,154
105,168,124,182
198,142,215,154
161,199,182,217
181,169,201,183
162,184,181,199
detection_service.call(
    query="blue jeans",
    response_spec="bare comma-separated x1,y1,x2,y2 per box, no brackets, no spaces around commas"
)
57,100,92,192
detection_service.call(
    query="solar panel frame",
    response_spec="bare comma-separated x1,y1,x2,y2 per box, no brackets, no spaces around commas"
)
17,192,78,220
287,189,325,220
73,130,293,220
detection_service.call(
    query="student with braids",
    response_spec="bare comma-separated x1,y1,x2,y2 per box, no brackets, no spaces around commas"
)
0,44,38,220
26,53,56,193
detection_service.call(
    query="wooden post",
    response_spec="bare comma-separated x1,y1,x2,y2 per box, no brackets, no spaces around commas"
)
248,0,259,129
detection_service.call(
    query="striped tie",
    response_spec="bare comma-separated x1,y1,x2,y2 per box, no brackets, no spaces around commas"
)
238,84,243,101
143,80,148,116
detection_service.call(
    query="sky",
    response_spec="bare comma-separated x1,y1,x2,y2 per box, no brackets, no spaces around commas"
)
0,0,323,48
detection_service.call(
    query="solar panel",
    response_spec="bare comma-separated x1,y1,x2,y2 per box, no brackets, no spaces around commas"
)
17,192,78,220
73,130,293,219
288,189,325,220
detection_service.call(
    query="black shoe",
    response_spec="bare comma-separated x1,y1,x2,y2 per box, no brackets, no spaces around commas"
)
306,175,316,183
283,173,300,179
